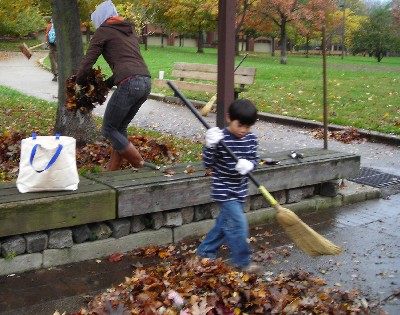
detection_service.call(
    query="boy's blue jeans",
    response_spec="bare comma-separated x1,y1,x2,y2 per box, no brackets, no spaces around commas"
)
196,200,251,268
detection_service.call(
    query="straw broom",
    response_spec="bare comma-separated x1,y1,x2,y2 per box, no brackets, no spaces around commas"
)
167,80,343,257
19,42,46,59
258,186,343,256
200,94,217,117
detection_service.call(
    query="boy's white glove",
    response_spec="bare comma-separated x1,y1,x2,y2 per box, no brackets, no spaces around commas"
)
235,159,254,175
205,127,224,148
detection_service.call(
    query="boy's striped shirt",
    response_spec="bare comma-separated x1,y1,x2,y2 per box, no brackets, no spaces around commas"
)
203,128,259,203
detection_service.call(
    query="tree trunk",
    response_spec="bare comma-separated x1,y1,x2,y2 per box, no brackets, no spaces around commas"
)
280,17,287,64
305,36,309,58
161,26,164,48
271,36,275,56
85,26,90,43
235,34,239,56
142,24,148,50
52,0,100,146
197,26,204,53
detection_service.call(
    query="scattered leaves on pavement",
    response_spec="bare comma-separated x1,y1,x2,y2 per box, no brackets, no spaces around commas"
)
312,127,367,143
70,256,386,315
131,242,199,259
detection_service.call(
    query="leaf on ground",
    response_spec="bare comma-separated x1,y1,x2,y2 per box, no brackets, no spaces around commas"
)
184,165,196,174
108,253,123,263
163,168,176,175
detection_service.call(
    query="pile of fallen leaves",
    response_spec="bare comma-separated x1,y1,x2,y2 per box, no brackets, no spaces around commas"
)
71,256,382,315
0,132,178,182
65,67,109,113
312,127,367,143
0,130,24,181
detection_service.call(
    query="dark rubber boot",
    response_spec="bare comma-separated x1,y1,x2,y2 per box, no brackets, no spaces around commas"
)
119,143,144,169
104,148,123,172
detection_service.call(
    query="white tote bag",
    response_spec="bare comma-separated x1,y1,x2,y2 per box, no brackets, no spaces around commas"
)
16,133,79,193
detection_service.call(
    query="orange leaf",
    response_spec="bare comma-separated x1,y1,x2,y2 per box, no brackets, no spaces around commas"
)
108,252,123,262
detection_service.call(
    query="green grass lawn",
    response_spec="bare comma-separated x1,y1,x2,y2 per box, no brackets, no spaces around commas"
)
9,42,400,135
97,46,399,135
0,39,43,51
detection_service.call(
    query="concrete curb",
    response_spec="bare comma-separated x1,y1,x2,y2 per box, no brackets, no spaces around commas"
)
147,93,400,147
0,181,381,276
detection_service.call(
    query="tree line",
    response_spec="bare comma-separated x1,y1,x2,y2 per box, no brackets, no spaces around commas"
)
1,0,399,63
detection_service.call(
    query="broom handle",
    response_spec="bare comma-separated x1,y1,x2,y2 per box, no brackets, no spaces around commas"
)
234,53,248,72
167,80,278,207
30,42,46,49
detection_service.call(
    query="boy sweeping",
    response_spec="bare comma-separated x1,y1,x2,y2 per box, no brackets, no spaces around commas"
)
196,99,261,273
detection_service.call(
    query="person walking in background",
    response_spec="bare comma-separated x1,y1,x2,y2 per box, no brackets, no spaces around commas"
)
45,18,57,82
75,0,152,172
196,99,261,274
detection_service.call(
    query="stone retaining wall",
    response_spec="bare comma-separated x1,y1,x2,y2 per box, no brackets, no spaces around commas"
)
0,181,381,276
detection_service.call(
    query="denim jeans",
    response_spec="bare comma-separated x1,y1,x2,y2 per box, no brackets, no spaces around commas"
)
102,76,151,151
196,200,250,268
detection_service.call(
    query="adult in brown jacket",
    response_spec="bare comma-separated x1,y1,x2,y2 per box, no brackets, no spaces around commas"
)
76,0,151,171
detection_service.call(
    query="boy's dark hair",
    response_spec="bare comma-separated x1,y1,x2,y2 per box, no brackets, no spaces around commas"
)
228,99,258,125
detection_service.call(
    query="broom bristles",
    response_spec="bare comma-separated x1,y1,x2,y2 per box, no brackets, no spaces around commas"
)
274,204,343,256
200,94,217,116
19,43,32,59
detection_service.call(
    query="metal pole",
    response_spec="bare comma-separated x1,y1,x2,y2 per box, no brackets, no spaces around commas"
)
322,24,328,149
216,0,236,128
341,1,346,60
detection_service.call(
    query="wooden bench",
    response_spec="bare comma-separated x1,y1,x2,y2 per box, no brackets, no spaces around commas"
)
0,148,360,238
85,148,360,218
153,62,257,99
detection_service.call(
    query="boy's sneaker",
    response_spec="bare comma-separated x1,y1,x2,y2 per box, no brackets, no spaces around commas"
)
241,263,262,274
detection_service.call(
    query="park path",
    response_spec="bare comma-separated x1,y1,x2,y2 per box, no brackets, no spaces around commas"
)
0,50,399,177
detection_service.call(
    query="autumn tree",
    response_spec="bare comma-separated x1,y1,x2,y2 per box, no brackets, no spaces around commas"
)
75,0,100,43
252,0,308,64
146,0,174,48
235,0,257,55
114,0,156,50
165,0,218,53
293,0,336,56
0,1,46,37
392,0,400,28
244,3,276,53
350,3,400,62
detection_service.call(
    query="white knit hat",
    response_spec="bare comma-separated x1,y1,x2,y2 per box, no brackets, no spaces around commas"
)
91,0,118,29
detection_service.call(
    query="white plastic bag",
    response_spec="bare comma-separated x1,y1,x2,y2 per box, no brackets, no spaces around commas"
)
16,133,79,193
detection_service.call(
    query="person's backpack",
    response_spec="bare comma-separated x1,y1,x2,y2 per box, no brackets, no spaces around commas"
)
48,23,56,44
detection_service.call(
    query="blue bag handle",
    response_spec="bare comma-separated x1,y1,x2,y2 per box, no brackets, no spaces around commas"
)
30,133,63,173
